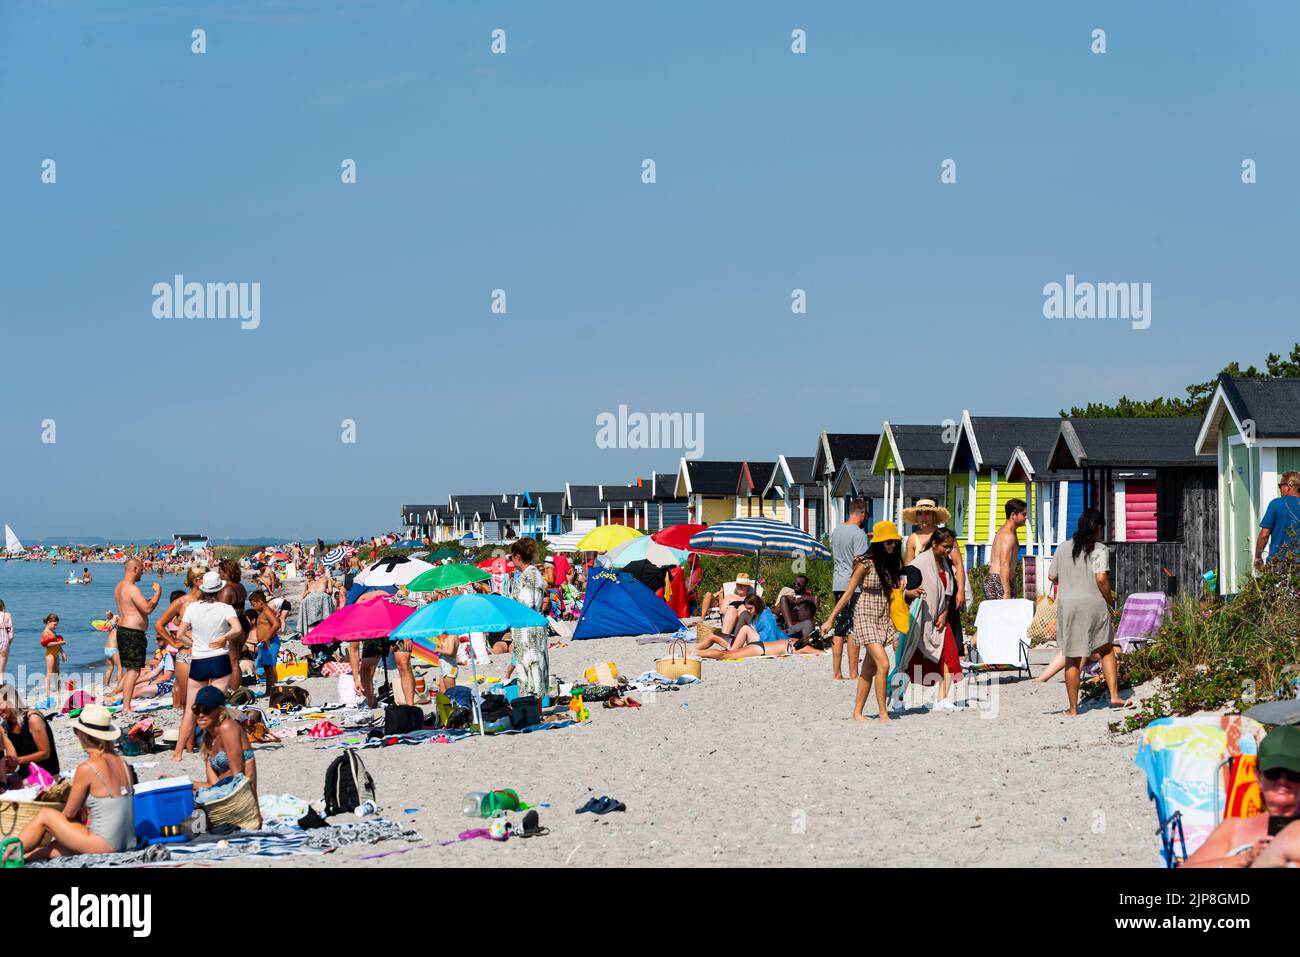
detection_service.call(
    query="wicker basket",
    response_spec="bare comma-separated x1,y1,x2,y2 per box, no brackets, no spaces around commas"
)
199,776,262,831
0,800,63,839
695,621,719,644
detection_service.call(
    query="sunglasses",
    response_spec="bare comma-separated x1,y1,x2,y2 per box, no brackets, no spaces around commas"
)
1262,767,1300,784
190,705,217,717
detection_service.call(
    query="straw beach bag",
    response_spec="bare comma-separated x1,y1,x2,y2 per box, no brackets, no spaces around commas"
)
199,775,262,831
655,639,702,680
0,799,62,840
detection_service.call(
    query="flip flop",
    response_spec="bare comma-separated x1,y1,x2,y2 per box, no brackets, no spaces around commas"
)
518,809,550,837
591,797,626,815
575,796,605,814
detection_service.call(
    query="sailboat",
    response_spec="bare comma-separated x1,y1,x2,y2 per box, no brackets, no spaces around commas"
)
4,524,25,558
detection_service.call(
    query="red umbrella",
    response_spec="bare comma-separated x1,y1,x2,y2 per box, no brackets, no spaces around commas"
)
476,557,511,574
652,523,730,555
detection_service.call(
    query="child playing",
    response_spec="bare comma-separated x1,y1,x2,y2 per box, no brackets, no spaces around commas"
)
40,614,68,699
101,611,121,693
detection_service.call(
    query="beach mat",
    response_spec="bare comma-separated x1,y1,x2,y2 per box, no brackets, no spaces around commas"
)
32,818,421,868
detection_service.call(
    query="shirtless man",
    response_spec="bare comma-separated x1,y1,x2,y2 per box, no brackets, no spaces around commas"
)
775,575,820,638
113,558,163,715
217,559,249,691
247,591,281,697
985,499,1027,600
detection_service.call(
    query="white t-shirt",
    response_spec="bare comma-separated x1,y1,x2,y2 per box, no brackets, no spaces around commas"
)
182,600,237,660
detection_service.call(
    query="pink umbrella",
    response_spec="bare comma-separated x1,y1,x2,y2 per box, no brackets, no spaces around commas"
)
303,597,416,646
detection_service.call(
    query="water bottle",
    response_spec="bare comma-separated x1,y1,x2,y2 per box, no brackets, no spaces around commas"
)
354,800,377,817
462,792,490,817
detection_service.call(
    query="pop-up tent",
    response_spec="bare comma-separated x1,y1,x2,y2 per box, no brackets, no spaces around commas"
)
573,568,683,640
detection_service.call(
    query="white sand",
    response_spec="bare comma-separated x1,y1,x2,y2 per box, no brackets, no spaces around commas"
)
40,583,1158,867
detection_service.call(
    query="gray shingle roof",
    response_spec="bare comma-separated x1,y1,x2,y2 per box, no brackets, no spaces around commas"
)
1051,418,1212,470
682,460,745,495
884,424,953,472
1221,376,1300,438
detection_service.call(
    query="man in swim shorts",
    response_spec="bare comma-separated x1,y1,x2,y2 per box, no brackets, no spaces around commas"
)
114,557,162,715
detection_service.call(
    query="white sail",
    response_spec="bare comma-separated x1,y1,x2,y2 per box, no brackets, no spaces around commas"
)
4,524,24,555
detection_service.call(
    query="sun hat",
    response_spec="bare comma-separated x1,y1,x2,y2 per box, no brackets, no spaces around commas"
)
734,573,756,588
199,571,223,594
870,521,903,543
161,727,180,745
1258,726,1300,773
900,498,951,525
194,686,227,711
69,704,120,742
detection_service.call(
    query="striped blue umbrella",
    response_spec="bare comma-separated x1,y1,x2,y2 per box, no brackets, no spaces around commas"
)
321,546,348,567
688,518,831,562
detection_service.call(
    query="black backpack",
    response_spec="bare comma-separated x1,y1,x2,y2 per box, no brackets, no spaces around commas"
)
323,748,376,817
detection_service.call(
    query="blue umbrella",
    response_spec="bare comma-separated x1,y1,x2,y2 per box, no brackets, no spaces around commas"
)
391,593,546,639
391,593,547,738
688,517,831,561
321,546,348,567
396,539,424,548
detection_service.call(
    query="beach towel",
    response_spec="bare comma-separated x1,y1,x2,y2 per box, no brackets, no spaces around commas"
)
1134,715,1266,864
969,599,1034,671
1116,592,1168,651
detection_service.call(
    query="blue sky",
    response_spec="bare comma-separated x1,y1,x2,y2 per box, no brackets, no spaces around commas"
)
2,1,1296,539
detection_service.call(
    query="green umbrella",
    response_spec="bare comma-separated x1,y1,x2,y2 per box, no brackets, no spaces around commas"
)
406,563,490,593
429,547,459,561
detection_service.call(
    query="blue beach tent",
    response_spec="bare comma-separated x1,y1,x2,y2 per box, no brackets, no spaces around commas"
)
573,569,683,640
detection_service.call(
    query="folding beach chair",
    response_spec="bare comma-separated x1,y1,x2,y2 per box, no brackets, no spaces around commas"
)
1134,715,1266,867
1115,592,1169,653
966,599,1034,680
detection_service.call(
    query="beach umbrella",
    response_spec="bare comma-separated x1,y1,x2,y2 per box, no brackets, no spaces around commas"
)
392,593,548,736
600,535,688,569
406,563,491,593
302,597,416,646
575,525,643,553
397,539,425,549
652,523,729,555
357,555,434,587
393,593,546,639
429,547,459,561
689,517,831,582
476,557,511,574
321,546,348,568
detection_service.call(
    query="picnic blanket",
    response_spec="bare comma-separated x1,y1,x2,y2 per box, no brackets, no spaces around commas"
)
314,720,585,750
32,818,421,868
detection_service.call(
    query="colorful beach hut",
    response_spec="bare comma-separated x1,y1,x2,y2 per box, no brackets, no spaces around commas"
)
947,412,1077,571
813,432,880,534
1195,375,1300,594
830,458,887,531
675,459,745,525
760,455,821,533
1047,417,1217,597
870,423,952,528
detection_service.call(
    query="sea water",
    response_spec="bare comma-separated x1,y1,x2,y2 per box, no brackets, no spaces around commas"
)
0,560,187,695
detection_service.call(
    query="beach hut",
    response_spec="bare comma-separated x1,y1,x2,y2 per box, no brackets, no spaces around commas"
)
830,459,887,530
647,470,689,532
1195,375,1300,594
947,412,1076,570
518,491,567,539
870,423,952,528
1046,417,1217,598
760,455,821,533
400,503,443,541
812,432,880,534
448,494,501,540
738,460,779,519
675,459,745,525
601,482,653,529
564,484,606,537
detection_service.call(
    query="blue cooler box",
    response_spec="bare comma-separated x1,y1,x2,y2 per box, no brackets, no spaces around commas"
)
133,778,195,845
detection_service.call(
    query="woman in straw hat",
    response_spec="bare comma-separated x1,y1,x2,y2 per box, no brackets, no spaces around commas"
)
821,522,924,722
17,703,135,860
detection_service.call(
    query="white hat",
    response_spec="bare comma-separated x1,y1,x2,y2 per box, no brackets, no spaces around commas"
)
199,570,223,593
70,704,121,742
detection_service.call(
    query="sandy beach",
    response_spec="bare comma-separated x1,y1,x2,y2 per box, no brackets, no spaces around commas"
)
37,574,1158,868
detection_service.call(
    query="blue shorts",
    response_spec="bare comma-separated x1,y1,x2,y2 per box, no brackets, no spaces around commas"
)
256,638,281,668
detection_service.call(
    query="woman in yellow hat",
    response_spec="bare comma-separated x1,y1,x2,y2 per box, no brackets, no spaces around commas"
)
820,521,923,722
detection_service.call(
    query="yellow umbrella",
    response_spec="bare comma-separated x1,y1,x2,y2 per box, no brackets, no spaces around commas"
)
575,524,644,553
